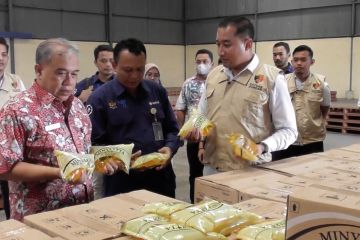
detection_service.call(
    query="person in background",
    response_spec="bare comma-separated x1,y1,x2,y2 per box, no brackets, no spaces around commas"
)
273,41,294,74
272,45,330,160
75,44,115,103
198,16,298,172
144,63,162,85
0,37,26,219
175,49,213,203
87,38,180,198
0,38,93,221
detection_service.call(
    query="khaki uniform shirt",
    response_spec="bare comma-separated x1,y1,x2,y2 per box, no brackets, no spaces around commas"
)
286,73,327,144
205,63,281,171
0,72,26,108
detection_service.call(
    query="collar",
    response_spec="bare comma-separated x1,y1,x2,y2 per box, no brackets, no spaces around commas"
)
1,72,13,92
285,63,294,74
94,72,115,84
112,79,151,97
32,81,74,105
223,54,259,82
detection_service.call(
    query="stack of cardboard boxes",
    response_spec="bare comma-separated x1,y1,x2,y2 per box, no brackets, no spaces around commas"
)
195,144,360,239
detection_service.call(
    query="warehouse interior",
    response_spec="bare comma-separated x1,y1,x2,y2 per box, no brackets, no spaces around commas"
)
0,0,359,239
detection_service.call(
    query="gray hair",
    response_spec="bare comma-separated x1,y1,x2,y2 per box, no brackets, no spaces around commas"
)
35,38,79,64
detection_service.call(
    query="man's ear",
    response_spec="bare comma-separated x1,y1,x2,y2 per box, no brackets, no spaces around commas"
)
311,59,315,65
34,64,42,78
245,39,253,50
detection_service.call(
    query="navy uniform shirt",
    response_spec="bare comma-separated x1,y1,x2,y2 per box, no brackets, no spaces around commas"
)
87,79,180,155
75,72,116,98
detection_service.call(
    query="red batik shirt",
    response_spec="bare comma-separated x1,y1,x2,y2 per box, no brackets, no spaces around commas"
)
0,82,94,221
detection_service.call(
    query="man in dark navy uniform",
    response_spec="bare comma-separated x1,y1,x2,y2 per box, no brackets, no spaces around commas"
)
75,44,115,104
87,38,179,198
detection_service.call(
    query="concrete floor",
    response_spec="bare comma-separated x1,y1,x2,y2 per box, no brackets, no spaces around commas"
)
0,131,359,221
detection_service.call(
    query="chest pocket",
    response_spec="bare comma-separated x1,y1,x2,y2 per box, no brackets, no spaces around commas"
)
307,90,323,102
107,101,134,126
25,129,57,166
241,90,269,128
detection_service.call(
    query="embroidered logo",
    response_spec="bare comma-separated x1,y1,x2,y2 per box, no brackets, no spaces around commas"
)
254,74,266,83
312,81,321,90
108,100,117,109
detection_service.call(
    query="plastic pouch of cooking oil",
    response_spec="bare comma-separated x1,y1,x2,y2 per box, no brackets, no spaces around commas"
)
54,150,94,183
91,144,134,174
178,109,214,139
142,223,227,240
170,199,263,236
121,214,169,239
236,219,285,240
228,133,258,161
142,202,191,218
131,152,169,170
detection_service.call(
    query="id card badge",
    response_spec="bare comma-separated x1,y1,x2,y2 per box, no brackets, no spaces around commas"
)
152,122,164,141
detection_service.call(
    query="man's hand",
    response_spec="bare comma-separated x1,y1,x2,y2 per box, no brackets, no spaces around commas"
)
198,148,208,164
256,144,265,156
104,150,142,175
78,86,93,103
155,147,172,171
185,129,201,142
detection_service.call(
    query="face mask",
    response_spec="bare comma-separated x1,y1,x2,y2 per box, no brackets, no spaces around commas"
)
196,63,211,76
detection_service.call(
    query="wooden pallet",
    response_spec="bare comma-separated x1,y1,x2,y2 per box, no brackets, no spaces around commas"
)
327,107,360,134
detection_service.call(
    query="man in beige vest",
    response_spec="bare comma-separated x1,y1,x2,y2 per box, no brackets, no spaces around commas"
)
272,45,330,160
197,16,298,172
0,37,26,219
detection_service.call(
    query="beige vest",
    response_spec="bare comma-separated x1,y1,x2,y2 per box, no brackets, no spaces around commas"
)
0,72,25,108
205,64,280,171
286,73,326,144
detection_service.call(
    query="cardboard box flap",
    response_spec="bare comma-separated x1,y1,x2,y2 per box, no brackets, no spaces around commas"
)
121,190,181,204
316,148,360,162
60,204,124,236
290,186,360,210
232,198,287,220
24,211,113,240
340,143,360,153
0,219,26,233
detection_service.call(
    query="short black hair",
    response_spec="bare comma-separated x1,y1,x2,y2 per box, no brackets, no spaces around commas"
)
293,45,313,58
113,38,146,63
273,42,290,54
195,49,213,62
94,44,113,60
218,16,254,39
0,37,9,53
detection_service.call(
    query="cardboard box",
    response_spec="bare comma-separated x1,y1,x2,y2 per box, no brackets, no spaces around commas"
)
24,210,113,240
195,168,298,204
286,186,360,240
24,190,182,240
340,144,360,153
0,219,56,240
316,148,360,162
258,154,340,176
232,198,287,220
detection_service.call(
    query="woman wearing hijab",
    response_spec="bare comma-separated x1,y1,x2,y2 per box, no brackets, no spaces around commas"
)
144,63,162,85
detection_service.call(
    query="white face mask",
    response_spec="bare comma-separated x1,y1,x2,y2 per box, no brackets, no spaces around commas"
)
196,63,212,76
